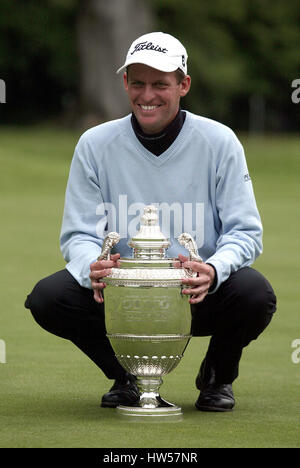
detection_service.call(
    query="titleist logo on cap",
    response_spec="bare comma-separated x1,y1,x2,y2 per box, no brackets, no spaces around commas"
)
131,41,168,55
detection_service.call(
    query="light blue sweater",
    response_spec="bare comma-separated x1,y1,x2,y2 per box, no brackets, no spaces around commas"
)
60,111,262,291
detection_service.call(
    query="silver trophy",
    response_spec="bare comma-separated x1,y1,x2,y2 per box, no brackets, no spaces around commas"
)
99,205,202,418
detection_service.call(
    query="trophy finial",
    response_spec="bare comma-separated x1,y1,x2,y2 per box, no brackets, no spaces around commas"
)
128,205,170,259
140,205,159,226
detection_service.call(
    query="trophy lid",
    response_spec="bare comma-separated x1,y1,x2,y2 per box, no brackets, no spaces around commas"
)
98,205,202,287
128,205,170,260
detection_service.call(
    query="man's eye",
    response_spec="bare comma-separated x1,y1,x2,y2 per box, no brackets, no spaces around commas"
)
156,82,168,88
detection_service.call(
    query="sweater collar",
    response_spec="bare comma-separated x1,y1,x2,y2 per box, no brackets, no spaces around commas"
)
131,109,186,156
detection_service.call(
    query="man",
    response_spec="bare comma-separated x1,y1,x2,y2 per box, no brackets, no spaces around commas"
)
25,32,276,412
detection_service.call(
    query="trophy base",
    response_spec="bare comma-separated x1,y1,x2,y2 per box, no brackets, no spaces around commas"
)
116,383,183,420
116,404,182,419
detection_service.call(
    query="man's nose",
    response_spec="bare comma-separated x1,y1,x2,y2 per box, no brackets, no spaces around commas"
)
140,85,156,102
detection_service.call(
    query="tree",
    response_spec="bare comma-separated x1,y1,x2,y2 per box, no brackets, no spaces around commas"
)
76,0,154,128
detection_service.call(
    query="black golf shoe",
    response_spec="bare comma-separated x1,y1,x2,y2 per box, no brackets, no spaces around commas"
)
101,373,140,408
195,359,235,412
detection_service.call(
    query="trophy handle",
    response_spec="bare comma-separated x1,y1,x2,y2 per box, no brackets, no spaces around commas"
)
178,233,202,262
98,232,120,261
178,233,202,277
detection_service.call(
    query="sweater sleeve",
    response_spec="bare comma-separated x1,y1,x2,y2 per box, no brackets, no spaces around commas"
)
59,134,106,288
205,134,263,292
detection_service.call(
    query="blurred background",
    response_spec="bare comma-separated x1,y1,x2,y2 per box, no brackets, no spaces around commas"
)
0,0,299,132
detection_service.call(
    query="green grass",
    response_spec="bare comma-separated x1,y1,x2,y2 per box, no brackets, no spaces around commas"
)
0,126,299,448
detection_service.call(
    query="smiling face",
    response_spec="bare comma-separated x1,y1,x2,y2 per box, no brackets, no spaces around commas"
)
123,64,191,134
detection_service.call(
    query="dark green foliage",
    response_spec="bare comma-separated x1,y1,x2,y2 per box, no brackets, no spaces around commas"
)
0,0,299,130
153,0,300,130
0,0,78,123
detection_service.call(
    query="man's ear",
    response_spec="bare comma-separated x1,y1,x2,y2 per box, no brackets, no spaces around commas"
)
123,72,128,91
180,75,191,97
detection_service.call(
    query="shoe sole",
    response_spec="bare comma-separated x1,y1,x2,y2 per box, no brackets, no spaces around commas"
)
101,402,118,408
195,402,234,412
101,399,139,408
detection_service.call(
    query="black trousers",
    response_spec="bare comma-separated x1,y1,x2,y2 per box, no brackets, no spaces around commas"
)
25,267,276,384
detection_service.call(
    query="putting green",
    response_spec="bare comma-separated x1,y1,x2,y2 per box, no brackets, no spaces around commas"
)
0,127,299,448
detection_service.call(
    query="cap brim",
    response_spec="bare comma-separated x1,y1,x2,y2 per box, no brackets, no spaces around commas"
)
116,54,179,74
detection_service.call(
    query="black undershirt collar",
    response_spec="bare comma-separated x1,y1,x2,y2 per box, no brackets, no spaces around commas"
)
131,109,186,156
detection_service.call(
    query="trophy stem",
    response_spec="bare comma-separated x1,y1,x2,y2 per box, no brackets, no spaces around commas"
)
137,377,165,409
116,376,183,418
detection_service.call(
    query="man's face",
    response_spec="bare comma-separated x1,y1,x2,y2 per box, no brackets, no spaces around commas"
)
123,64,191,134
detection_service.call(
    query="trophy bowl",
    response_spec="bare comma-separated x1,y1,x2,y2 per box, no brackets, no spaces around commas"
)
99,205,202,418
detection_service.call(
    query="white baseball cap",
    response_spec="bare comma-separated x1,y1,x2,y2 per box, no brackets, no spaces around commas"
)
116,32,188,75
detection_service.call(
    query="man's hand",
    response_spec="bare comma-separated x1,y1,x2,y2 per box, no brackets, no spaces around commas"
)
89,253,120,304
176,254,215,304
